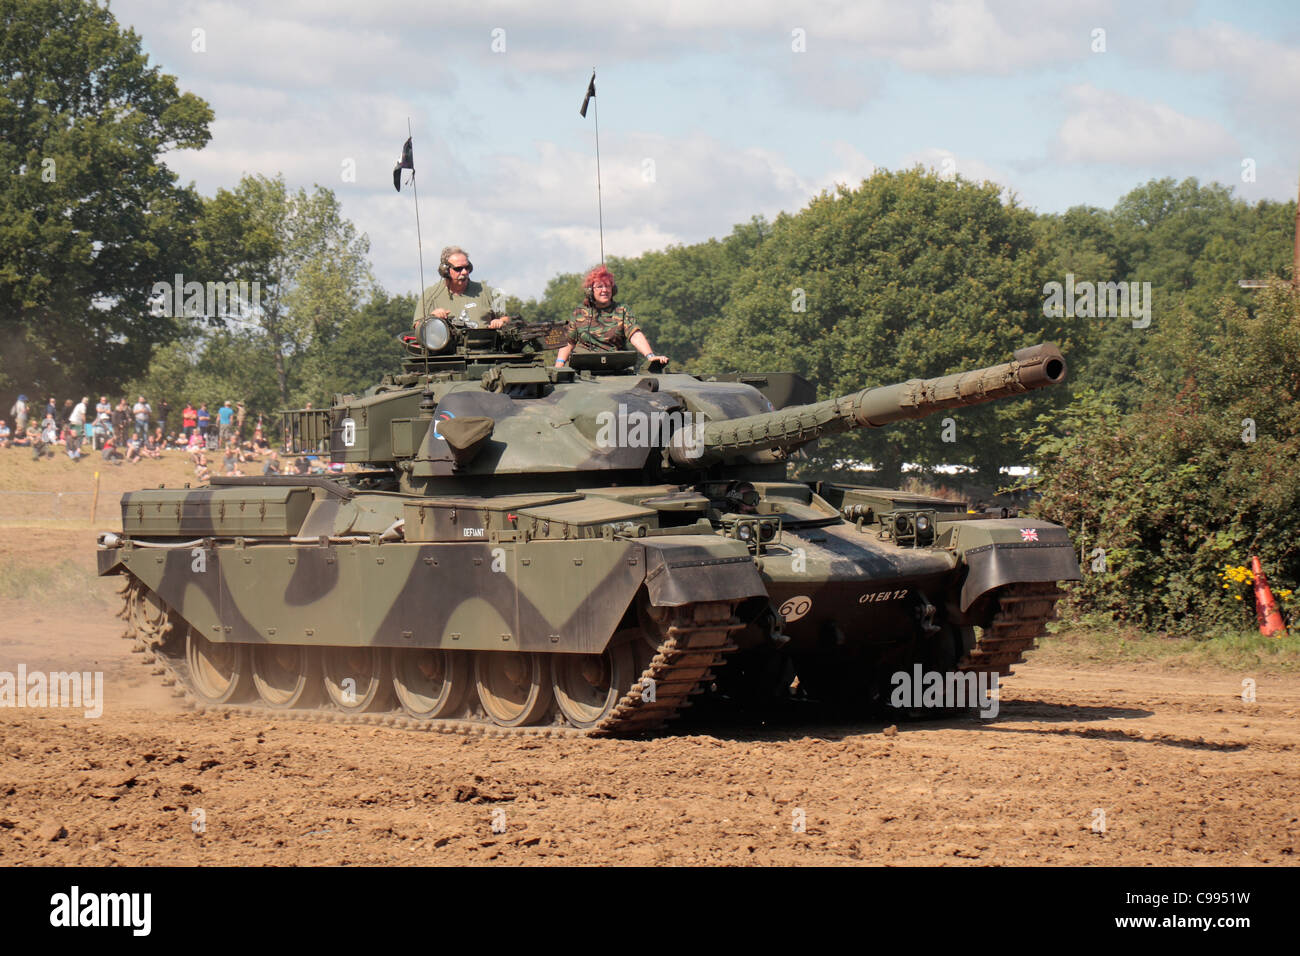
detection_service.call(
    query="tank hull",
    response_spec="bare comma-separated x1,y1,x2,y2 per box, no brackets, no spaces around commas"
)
101,475,1079,734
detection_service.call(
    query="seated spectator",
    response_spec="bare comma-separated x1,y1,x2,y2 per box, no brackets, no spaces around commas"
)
262,450,281,475
291,456,311,476
187,430,204,452
125,438,143,463
66,428,82,460
33,420,57,460
11,423,29,447
141,435,161,459
223,443,238,475
92,413,111,450
0,419,10,448
101,435,123,464
194,452,211,483
252,429,270,452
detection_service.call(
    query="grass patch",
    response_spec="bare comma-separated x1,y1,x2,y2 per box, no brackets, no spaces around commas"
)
0,555,112,606
1036,613,1300,672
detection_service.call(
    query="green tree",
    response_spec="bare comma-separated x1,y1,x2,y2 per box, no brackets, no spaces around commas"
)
606,216,772,366
0,0,212,397
196,175,374,405
1035,178,1296,408
520,216,771,366
1023,286,1300,631
696,169,1073,483
297,291,417,401
128,330,282,432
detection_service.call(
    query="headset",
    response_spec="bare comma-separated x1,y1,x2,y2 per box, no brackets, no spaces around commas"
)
437,246,474,280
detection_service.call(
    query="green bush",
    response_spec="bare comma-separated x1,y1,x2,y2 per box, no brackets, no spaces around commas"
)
1021,285,1300,631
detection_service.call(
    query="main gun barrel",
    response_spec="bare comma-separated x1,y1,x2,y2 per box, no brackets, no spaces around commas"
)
669,343,1067,466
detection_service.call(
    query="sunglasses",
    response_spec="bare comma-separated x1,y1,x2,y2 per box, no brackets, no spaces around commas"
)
449,265,471,274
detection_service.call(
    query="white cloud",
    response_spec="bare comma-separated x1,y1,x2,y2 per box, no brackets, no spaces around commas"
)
120,0,1112,87
362,133,878,299
899,147,1020,204
1054,84,1238,165
902,147,1008,184
121,0,455,93
884,0,1100,74
809,142,879,194
103,0,1294,302
1167,20,1300,116
782,56,885,113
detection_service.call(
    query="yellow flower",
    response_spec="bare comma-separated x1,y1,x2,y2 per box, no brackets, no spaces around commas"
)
1235,595,1243,600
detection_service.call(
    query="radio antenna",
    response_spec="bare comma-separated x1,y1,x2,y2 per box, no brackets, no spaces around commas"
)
580,69,604,264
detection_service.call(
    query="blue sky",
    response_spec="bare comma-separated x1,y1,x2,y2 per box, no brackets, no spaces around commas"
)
114,0,1300,301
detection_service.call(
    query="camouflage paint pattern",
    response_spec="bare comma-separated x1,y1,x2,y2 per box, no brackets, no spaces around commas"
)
98,334,1080,714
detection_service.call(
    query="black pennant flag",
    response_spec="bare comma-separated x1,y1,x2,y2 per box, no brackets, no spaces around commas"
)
579,72,596,118
393,137,414,192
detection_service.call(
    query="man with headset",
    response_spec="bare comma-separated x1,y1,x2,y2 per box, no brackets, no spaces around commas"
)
412,246,511,330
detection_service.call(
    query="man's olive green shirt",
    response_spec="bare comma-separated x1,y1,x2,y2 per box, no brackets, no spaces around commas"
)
413,279,498,326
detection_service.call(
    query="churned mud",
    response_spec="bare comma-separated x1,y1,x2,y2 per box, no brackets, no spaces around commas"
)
0,527,1296,866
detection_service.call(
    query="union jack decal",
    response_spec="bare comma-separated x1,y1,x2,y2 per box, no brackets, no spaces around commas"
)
1020,528,1039,542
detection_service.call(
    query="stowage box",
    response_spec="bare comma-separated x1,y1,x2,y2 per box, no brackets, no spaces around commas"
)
121,487,314,537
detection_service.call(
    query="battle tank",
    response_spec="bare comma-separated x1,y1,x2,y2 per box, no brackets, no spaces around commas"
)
99,318,1081,735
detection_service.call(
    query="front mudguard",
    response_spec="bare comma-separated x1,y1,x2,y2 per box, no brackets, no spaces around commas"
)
641,536,767,607
950,520,1082,613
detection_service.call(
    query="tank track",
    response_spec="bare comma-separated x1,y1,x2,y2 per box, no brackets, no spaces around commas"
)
957,581,1064,676
117,576,741,738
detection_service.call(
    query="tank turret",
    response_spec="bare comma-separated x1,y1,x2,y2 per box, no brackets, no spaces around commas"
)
289,338,1066,487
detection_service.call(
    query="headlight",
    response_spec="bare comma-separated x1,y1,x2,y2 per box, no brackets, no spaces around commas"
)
736,523,755,543
419,318,451,351
916,514,930,534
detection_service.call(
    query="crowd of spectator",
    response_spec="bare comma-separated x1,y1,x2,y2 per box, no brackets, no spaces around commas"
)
3,392,335,483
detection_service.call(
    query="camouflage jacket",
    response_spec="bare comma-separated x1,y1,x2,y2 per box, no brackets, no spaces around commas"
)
566,303,642,351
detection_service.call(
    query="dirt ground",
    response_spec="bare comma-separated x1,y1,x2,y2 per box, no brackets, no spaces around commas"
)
0,524,1297,867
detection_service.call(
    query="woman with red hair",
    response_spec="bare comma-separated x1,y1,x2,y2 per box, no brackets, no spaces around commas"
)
555,265,668,368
